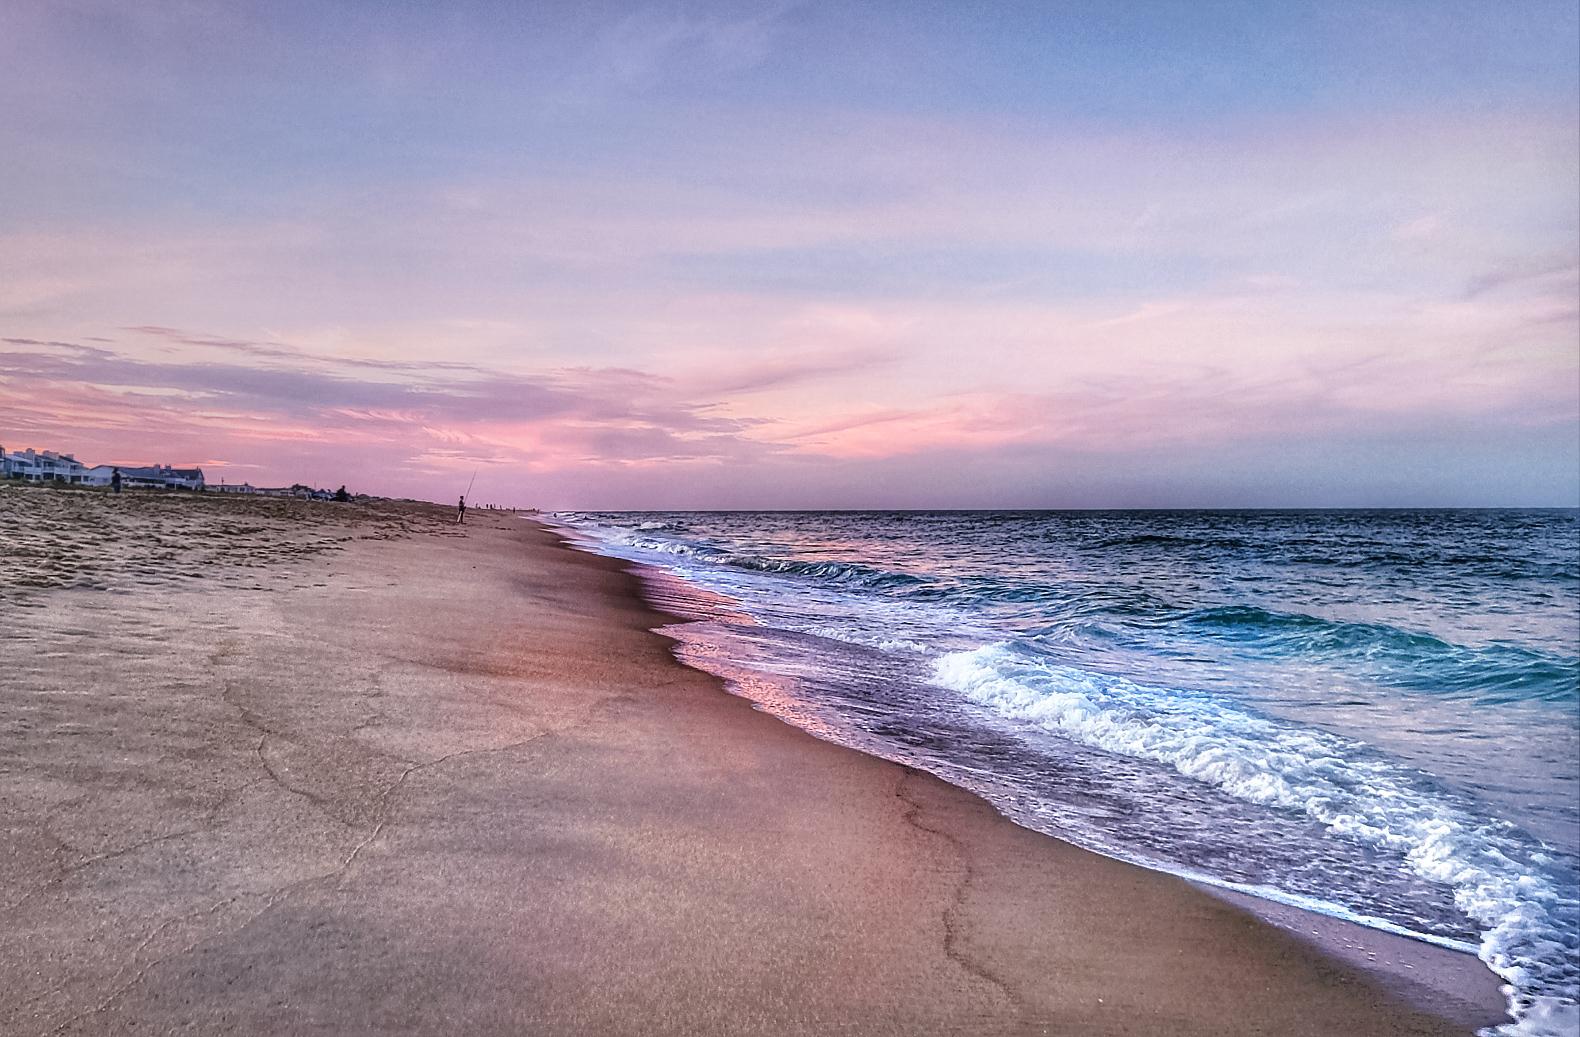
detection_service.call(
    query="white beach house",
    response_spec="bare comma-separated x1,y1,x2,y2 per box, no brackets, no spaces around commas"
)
119,465,206,491
82,463,205,490
1,447,88,483
1,447,204,490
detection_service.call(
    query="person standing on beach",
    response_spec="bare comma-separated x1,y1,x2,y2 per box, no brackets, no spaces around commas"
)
110,467,121,494
457,495,466,524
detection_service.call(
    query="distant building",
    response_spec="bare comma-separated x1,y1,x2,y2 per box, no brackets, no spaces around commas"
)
78,463,204,491
1,446,206,490
119,465,205,491
1,447,88,483
0,447,321,497
248,484,339,500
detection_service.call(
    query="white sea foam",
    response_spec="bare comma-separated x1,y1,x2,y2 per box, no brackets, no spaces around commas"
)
930,642,1579,1034
580,522,977,654
797,625,930,654
1488,997,1580,1037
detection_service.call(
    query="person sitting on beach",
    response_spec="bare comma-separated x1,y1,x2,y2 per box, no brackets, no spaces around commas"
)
457,495,467,524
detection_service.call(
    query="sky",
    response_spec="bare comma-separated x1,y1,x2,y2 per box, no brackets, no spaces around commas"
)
1,0,1577,509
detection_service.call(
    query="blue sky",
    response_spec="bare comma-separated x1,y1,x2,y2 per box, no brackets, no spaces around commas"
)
1,0,1576,506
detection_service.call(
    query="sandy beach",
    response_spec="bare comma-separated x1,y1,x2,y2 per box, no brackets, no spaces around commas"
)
0,485,1506,1036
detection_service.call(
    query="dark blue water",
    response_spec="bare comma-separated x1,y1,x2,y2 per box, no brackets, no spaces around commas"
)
559,509,1580,1035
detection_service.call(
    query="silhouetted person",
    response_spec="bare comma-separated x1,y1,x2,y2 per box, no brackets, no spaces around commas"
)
110,467,121,494
334,485,349,502
457,495,466,524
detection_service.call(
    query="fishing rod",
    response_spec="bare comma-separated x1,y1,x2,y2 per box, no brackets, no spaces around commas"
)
454,468,479,524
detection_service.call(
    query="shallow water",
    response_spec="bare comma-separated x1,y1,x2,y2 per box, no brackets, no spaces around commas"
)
557,509,1580,1035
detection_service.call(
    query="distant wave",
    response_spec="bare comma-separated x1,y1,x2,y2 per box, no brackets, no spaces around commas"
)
1077,528,1579,583
1281,552,1580,583
1176,605,1579,704
599,528,925,590
1085,533,1254,550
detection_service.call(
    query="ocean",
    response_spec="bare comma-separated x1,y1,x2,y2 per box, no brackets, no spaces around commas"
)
554,509,1579,1035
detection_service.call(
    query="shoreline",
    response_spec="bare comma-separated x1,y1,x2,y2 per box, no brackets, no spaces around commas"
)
0,488,1506,1034
551,517,1510,1031
543,516,1509,1033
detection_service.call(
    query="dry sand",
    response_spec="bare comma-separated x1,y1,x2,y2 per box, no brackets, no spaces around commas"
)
0,485,1505,1035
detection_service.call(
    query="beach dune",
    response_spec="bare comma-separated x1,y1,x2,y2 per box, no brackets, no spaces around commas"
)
0,488,1500,1035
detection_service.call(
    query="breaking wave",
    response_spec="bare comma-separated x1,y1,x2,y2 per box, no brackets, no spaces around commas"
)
932,642,1579,1035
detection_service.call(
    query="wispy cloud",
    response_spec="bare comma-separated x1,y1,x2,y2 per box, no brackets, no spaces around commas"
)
1462,257,1579,300
685,346,898,396
550,1,796,105
0,324,912,497
108,329,747,438
123,326,492,374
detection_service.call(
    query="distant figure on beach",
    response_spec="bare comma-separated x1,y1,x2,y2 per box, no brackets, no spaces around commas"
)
334,485,349,502
110,467,121,494
457,495,466,524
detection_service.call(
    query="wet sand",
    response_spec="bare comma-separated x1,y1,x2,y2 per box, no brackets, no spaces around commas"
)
0,485,1504,1035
